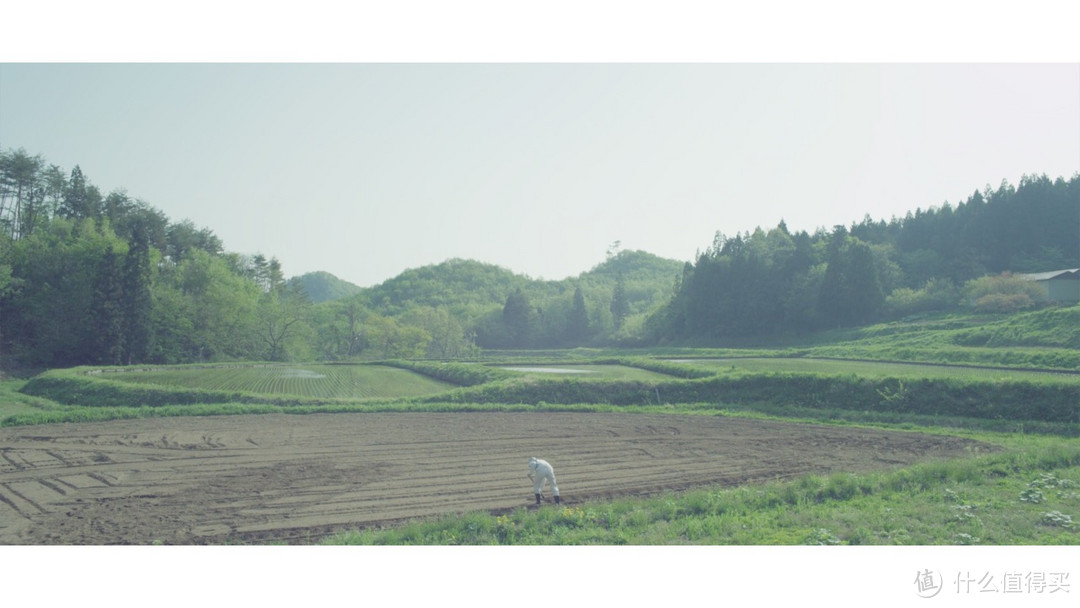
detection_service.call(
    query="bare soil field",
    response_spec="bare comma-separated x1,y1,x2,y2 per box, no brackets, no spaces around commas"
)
0,412,993,545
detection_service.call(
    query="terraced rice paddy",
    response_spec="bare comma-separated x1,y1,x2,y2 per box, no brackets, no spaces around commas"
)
105,364,456,399
494,364,674,381
668,357,1080,383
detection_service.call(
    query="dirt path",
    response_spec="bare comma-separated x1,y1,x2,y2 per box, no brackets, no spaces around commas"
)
0,412,993,544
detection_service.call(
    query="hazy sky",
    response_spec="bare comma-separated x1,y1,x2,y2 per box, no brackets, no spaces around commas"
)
2,62,1077,287
2,6,1079,289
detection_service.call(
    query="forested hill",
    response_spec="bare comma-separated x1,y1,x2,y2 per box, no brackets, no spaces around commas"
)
358,252,682,314
343,251,685,348
360,258,530,315
287,271,362,303
2,146,1077,366
648,173,1080,344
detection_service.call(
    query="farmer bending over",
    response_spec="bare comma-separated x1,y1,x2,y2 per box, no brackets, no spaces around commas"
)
528,456,561,505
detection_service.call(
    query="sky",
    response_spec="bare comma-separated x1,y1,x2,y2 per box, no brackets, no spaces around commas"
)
1,7,1079,290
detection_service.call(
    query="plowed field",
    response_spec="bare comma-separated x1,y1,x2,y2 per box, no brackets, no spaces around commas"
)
0,412,991,545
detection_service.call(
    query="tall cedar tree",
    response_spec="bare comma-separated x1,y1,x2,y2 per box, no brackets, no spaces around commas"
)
568,286,590,340
121,228,153,364
819,233,884,327
89,245,125,365
502,288,536,346
610,272,629,330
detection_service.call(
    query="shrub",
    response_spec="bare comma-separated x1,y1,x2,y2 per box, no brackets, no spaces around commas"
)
963,273,1045,312
886,278,960,317
1039,511,1075,529
973,293,1037,314
802,528,842,545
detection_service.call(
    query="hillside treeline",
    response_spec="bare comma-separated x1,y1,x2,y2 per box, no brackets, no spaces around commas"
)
0,149,304,366
2,147,1077,367
0,149,678,366
647,175,1080,342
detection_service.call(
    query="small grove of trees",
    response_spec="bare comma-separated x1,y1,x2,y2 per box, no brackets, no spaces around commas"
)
883,278,959,318
818,229,885,328
0,149,308,367
311,298,479,361
401,306,479,359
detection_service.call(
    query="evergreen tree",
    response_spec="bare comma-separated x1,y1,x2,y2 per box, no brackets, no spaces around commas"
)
819,233,883,327
567,286,590,341
502,288,536,346
89,244,125,365
610,272,629,330
844,239,885,323
250,253,269,291
267,257,285,292
58,165,89,220
121,227,153,364
0,149,45,239
58,165,103,222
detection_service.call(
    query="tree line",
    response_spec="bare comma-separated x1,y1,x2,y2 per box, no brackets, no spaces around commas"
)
2,146,1077,369
646,174,1080,343
0,149,307,367
0,149,676,367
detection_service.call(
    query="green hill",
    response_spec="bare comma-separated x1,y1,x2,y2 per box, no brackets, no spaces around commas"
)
335,251,684,348
288,271,362,303
361,258,529,316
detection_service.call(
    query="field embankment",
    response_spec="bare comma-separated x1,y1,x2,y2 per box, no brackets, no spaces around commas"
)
13,355,1080,431
16,363,456,408
428,369,1080,425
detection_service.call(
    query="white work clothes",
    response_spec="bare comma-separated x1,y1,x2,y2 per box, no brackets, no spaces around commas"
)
528,457,559,496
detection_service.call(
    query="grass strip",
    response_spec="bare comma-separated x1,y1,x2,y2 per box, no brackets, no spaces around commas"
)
324,439,1080,545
